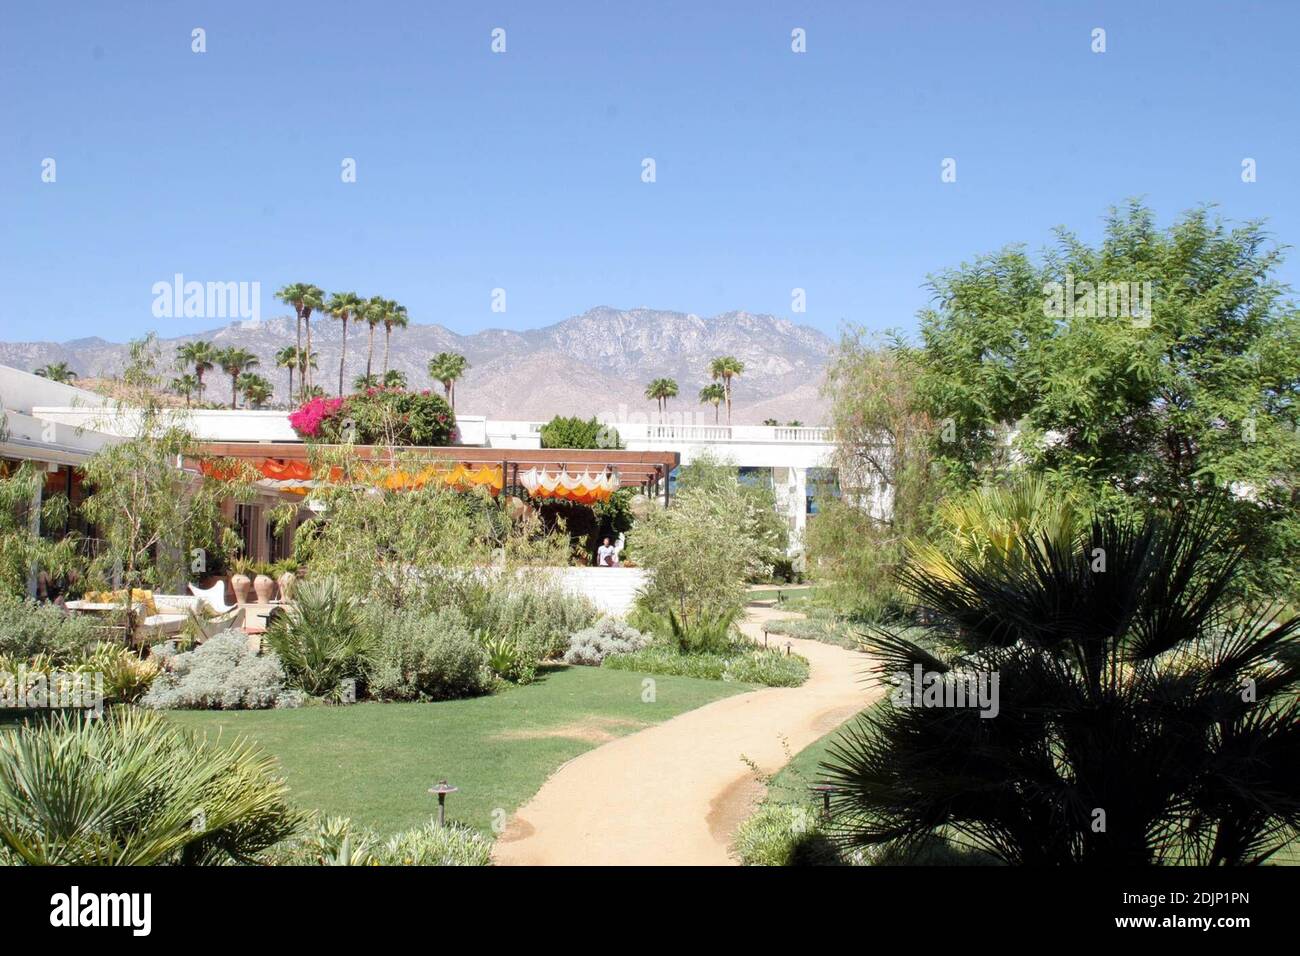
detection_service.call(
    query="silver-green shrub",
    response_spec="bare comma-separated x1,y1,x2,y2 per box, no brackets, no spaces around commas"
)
563,617,650,666
364,606,493,701
142,631,303,710
0,595,95,663
466,579,599,683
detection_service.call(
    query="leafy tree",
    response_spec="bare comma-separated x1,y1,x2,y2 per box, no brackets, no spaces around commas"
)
382,369,407,389
914,203,1300,599
674,452,788,578
33,362,77,383
823,498,1300,865
806,330,938,618
538,415,621,449
709,355,745,424
644,377,679,423
282,449,566,610
699,383,726,423
428,352,470,410
629,481,758,629
0,463,75,597
79,336,250,594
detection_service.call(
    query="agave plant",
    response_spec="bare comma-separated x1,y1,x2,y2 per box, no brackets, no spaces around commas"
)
264,577,373,699
0,709,303,865
822,498,1300,865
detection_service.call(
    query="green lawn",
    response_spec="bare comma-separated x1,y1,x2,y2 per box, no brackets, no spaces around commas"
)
166,664,743,836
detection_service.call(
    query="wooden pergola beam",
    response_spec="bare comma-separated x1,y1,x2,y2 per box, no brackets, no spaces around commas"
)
192,443,679,489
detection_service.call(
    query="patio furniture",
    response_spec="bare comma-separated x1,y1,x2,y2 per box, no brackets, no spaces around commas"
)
188,580,236,614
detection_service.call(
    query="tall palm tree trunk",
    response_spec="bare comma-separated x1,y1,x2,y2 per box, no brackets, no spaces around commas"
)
366,325,376,382
338,317,349,397
295,313,304,401
287,366,294,403
230,373,239,410
304,319,313,396
196,369,205,404
383,327,392,373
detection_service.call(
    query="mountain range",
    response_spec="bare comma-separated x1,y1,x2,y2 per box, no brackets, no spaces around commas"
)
0,307,834,424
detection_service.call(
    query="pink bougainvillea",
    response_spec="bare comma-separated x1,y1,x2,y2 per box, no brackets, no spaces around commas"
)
288,396,344,438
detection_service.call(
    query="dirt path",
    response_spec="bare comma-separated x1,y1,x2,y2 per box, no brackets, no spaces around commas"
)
492,607,878,866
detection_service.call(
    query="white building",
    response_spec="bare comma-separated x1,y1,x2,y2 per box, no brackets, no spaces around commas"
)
24,396,842,545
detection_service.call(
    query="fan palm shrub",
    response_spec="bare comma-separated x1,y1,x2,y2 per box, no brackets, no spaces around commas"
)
823,498,1300,865
0,709,303,865
264,577,374,699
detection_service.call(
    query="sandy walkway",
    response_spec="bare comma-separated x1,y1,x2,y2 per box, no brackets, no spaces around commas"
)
492,607,878,866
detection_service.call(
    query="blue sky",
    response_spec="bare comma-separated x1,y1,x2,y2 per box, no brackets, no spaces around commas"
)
2,0,1297,342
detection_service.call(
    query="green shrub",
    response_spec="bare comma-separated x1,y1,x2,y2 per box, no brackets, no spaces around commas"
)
365,606,493,701
732,804,841,866
0,709,303,865
724,649,810,687
267,814,491,866
265,577,373,699
667,607,740,655
603,644,809,687
466,580,599,683
142,631,303,710
0,595,95,663
538,415,620,450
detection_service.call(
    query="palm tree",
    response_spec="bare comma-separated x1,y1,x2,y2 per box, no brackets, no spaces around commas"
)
216,347,259,409
297,349,318,392
238,373,274,409
644,377,679,423
273,346,301,403
176,341,217,403
822,496,1300,865
709,356,745,424
169,373,200,406
275,283,325,400
698,383,726,424
353,373,379,391
427,351,469,410
33,362,77,383
361,297,385,382
326,291,365,396
382,369,407,389
382,300,408,374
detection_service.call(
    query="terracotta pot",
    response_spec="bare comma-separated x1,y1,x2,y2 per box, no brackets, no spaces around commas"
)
276,571,297,601
230,573,253,605
253,574,276,603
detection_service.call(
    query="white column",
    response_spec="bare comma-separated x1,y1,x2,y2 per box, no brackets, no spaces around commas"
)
791,466,808,548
